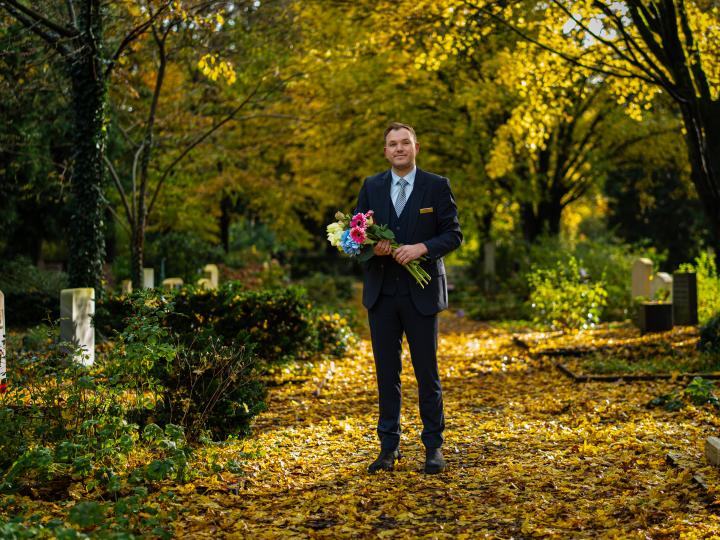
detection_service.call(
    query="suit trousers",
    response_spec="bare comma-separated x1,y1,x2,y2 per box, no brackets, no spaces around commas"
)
368,292,445,450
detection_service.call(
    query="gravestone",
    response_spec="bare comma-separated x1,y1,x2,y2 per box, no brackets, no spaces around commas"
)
121,280,133,295
706,436,720,467
0,291,5,391
651,272,673,301
673,272,698,326
197,278,212,290
162,278,183,290
203,264,219,289
631,258,653,299
60,288,95,366
639,302,673,334
143,268,154,289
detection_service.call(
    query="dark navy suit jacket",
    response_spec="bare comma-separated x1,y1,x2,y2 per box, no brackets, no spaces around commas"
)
355,167,463,316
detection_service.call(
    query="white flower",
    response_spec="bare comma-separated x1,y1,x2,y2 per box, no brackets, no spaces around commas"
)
326,222,344,248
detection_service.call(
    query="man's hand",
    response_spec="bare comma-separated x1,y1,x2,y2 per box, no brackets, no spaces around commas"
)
373,239,392,256
393,243,428,265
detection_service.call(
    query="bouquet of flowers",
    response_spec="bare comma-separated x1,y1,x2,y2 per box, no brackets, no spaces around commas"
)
327,210,431,288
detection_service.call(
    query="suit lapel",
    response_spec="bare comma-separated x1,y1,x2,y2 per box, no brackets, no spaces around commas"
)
375,170,393,226
405,168,427,239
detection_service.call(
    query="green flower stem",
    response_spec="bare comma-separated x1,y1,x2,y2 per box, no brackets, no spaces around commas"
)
388,241,431,289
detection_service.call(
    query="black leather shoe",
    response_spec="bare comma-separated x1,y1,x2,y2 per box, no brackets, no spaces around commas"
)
424,448,446,474
368,449,401,473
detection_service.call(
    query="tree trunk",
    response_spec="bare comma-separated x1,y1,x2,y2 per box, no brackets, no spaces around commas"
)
680,98,720,249
220,194,232,253
66,49,107,291
131,216,145,289
520,199,563,243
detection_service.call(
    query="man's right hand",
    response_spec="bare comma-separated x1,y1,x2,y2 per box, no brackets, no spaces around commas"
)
373,239,392,256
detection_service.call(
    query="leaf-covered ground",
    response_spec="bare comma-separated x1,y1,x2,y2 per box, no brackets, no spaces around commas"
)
7,316,720,537
163,315,720,538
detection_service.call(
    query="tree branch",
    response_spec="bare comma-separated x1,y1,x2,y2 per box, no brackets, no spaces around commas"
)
65,0,77,29
592,1,678,93
1,0,78,37
104,155,134,227
103,1,174,78
469,1,658,84
0,1,72,55
146,82,266,218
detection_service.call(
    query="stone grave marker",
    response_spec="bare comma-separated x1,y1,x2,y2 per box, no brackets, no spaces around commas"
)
197,278,212,290
0,291,5,391
121,280,133,295
143,268,154,289
162,278,184,290
651,272,673,301
203,264,219,289
631,258,653,299
706,436,720,467
673,272,698,326
60,288,95,366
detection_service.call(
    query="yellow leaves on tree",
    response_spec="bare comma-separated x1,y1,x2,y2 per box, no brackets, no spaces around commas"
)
197,54,237,85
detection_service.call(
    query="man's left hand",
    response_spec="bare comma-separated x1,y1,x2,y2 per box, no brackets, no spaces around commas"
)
393,243,428,265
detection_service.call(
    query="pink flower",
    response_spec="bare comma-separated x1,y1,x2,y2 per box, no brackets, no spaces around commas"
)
366,210,374,218
350,213,367,229
350,226,366,244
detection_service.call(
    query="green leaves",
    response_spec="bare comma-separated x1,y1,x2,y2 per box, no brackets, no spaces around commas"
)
527,256,608,331
68,501,105,529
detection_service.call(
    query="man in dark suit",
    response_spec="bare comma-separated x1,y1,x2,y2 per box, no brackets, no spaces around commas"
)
355,122,462,474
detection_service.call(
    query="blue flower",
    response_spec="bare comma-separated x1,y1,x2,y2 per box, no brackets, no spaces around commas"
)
340,229,362,256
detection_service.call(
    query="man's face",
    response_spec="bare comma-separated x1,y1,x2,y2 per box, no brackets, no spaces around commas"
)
384,128,419,171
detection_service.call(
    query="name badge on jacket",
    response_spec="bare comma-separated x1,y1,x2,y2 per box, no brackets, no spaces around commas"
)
420,207,434,214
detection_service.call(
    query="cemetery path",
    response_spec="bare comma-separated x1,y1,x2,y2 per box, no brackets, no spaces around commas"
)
175,315,720,538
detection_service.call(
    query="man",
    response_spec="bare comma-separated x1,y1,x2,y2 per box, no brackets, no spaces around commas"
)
355,122,462,474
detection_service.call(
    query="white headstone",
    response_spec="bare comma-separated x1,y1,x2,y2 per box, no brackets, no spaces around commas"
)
197,278,212,290
162,278,183,290
0,291,5,390
203,264,219,289
143,268,154,289
631,258,653,299
121,280,133,295
651,272,673,301
60,288,95,366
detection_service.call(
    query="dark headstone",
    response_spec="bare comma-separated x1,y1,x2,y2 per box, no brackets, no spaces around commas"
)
639,302,673,334
672,272,698,326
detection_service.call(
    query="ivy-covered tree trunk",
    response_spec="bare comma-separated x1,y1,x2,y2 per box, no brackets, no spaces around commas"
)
131,225,145,290
67,51,107,291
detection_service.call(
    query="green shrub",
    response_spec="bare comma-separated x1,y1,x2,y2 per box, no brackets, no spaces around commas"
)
0,258,67,327
699,312,720,356
145,231,225,283
98,284,322,365
461,236,654,323
314,311,358,359
0,342,142,495
648,377,720,411
103,288,267,439
678,250,720,324
299,272,356,308
527,256,608,330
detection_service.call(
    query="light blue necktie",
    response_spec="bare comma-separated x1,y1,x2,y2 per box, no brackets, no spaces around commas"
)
395,178,408,216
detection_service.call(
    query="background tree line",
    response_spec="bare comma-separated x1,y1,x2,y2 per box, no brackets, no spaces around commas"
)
1,0,716,289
